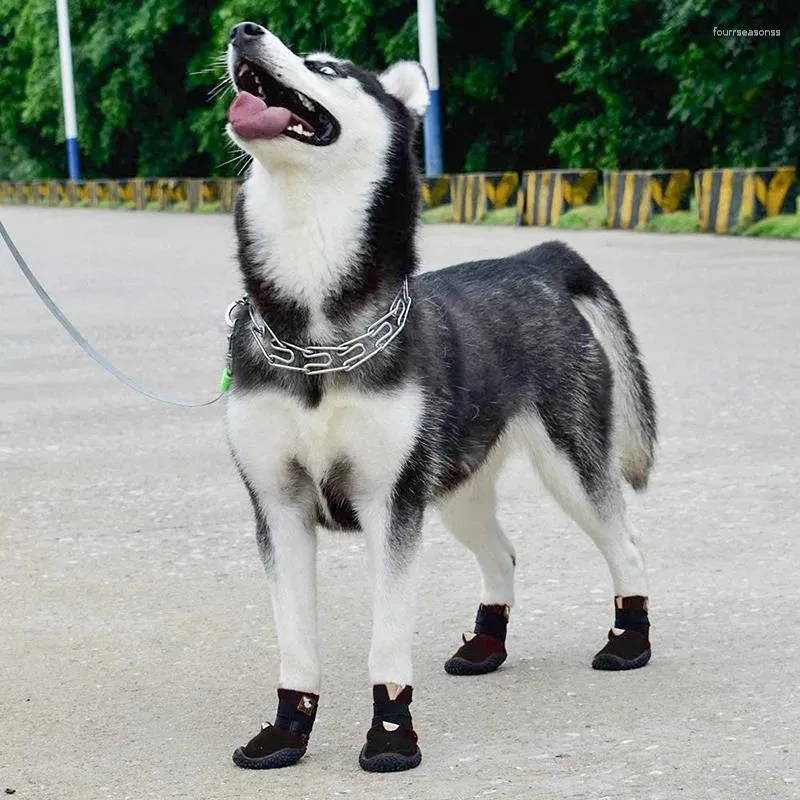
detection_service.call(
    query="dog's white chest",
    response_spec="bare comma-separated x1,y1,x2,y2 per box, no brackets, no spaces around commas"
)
227,385,424,499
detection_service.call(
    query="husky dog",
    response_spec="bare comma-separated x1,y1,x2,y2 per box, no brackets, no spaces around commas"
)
224,21,657,773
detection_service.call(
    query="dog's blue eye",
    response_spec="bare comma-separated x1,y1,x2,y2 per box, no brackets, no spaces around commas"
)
306,61,338,77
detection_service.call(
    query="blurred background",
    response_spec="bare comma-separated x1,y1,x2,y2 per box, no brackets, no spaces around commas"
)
0,0,797,181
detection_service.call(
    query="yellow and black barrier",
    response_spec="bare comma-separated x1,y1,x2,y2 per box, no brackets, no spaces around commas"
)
0,178,244,211
516,169,599,226
450,172,519,223
604,170,691,229
695,167,797,233
420,175,451,209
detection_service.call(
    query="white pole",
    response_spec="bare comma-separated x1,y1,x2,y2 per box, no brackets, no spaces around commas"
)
417,0,443,176
56,0,80,180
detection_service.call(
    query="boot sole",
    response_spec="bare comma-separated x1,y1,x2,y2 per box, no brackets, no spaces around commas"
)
592,647,651,671
232,745,306,769
359,745,422,772
444,651,506,675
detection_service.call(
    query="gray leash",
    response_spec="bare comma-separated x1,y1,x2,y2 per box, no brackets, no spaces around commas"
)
0,219,226,408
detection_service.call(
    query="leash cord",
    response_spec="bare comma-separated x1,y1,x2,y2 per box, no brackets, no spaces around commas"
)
0,219,225,408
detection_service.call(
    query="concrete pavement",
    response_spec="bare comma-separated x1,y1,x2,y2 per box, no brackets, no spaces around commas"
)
1,207,798,799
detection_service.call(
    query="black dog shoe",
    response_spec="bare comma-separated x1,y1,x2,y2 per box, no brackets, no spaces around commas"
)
592,629,651,670
233,689,318,769
592,596,651,670
444,632,507,675
359,684,422,772
445,604,509,675
232,723,309,769
359,721,422,772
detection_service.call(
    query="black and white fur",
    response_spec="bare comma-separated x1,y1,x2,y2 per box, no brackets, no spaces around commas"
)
225,24,656,756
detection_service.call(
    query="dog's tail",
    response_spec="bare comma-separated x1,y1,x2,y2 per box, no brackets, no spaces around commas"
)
561,250,657,491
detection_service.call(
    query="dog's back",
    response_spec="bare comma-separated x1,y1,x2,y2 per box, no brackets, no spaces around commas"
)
414,241,656,495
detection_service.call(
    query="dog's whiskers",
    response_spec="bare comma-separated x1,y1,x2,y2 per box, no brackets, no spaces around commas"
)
190,67,225,76
208,79,234,102
218,153,250,171
236,156,253,176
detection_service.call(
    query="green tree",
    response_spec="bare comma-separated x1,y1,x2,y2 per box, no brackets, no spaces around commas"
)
0,0,797,179
645,0,799,167
549,0,799,168
0,0,217,179
0,0,64,179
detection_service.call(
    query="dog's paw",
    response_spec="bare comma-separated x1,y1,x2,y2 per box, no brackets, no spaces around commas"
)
444,631,507,676
232,723,308,769
591,628,651,671
359,721,422,772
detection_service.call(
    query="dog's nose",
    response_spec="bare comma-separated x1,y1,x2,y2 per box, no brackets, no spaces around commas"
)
230,22,266,46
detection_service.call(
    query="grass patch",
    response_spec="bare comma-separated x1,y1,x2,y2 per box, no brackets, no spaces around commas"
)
722,216,759,236
196,201,222,213
556,204,607,229
421,203,455,223
479,206,517,225
643,210,699,234
743,214,800,239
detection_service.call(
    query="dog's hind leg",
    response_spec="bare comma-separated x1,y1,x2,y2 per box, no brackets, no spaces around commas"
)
518,415,652,671
438,466,516,676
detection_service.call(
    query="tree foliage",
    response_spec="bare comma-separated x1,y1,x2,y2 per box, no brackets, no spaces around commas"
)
0,0,797,179
550,0,799,168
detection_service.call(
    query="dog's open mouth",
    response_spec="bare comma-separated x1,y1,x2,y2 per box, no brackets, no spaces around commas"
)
228,60,340,146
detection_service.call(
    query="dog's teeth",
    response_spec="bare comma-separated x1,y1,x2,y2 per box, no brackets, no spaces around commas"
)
238,64,248,77
286,122,314,138
295,91,314,111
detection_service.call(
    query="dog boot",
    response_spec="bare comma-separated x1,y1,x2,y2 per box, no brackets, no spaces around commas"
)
444,603,509,675
359,683,422,772
592,595,651,670
232,688,318,769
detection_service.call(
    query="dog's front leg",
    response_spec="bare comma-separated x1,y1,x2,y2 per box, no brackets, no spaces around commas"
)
233,501,321,770
358,494,424,772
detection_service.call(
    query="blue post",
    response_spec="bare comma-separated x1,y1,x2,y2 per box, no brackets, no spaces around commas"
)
417,0,443,176
424,89,444,177
66,138,80,181
56,0,81,180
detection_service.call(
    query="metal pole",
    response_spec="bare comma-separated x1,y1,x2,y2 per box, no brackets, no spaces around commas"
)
56,0,80,180
417,0,443,176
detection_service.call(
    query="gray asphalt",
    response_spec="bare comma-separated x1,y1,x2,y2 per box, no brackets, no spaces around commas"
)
1,207,798,800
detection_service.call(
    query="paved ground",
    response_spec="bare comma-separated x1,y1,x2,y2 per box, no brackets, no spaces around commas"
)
1,206,798,800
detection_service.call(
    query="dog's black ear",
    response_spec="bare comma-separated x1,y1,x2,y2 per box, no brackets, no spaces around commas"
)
379,61,430,118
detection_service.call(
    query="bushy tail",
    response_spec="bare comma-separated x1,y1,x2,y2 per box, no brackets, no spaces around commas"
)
571,284,657,491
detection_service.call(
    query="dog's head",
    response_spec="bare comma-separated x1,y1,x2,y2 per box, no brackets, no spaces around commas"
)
226,22,429,175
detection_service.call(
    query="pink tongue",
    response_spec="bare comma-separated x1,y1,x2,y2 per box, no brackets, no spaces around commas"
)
228,92,292,140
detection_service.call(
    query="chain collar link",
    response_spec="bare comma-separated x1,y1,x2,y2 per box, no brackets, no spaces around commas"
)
225,280,411,376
